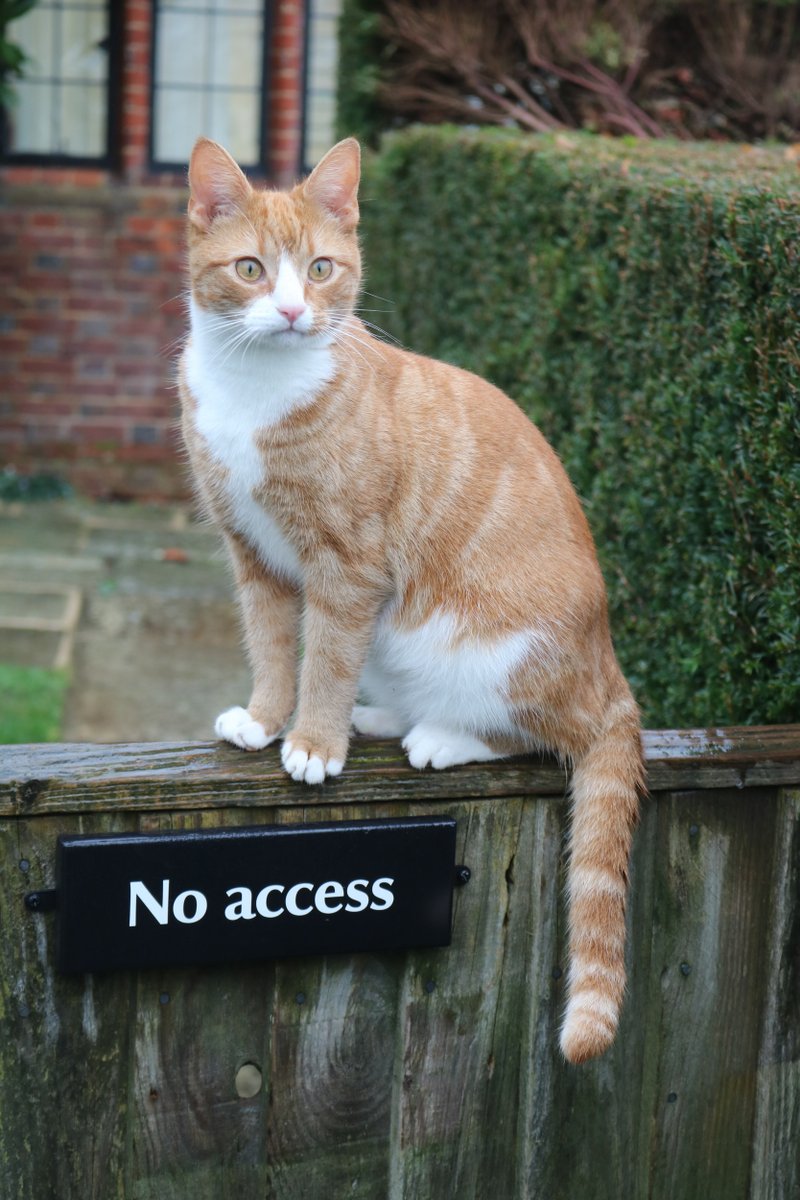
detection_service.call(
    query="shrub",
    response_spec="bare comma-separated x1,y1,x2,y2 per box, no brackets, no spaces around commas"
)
360,127,800,727
337,0,800,145
335,0,393,146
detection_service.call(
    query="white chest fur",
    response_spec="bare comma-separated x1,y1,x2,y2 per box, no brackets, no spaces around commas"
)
186,304,335,584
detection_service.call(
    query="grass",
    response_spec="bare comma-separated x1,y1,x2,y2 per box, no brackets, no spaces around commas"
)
0,664,68,743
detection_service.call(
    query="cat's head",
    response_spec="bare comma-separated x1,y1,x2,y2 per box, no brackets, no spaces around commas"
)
186,138,361,349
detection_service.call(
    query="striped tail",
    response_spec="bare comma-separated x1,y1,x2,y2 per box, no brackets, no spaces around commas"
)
559,690,644,1064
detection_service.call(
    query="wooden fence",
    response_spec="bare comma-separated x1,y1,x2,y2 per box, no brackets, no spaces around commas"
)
1,727,798,1199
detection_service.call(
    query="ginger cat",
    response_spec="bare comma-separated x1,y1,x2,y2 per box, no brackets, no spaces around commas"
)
179,136,643,1064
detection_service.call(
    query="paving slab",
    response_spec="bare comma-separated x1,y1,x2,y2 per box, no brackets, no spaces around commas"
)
0,500,251,743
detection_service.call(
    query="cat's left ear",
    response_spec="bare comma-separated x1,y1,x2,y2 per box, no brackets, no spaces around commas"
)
188,137,252,232
302,139,361,230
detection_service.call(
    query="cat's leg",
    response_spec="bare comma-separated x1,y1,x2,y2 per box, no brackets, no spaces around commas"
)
402,723,503,770
282,573,385,784
216,534,299,751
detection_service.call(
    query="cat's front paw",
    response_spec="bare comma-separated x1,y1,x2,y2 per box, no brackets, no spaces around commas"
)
215,706,279,752
281,733,345,785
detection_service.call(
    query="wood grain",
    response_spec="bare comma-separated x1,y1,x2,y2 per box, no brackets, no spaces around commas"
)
750,787,800,1200
2,724,799,817
1,732,799,1198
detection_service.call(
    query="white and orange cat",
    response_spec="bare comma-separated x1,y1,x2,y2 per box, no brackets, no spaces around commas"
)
179,136,643,1064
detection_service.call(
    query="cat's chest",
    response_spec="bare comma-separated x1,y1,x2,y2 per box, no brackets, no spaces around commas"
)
202,411,302,583
186,343,334,584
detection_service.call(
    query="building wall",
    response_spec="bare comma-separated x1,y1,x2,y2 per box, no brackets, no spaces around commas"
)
0,0,338,500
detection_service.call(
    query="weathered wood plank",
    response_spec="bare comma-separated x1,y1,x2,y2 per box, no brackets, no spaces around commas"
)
1,725,799,817
126,963,274,1200
750,787,800,1200
475,794,566,1200
125,807,280,1199
389,796,553,1196
265,954,398,1198
644,789,779,1200
263,804,399,1199
521,793,661,1199
2,745,799,1198
0,815,134,1200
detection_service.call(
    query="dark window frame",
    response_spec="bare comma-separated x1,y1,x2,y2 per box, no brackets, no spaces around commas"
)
0,0,124,168
299,0,310,173
148,0,275,176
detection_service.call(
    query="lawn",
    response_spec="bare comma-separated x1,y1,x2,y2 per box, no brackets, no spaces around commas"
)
0,664,68,743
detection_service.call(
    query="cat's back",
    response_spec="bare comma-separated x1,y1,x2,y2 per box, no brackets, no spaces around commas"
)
371,336,594,553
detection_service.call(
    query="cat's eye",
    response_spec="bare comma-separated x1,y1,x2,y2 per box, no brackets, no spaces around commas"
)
309,257,333,282
235,258,263,282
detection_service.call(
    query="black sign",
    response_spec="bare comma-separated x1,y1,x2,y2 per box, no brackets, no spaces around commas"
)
43,816,459,973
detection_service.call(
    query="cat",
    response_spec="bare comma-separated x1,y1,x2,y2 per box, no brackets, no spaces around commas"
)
179,136,644,1065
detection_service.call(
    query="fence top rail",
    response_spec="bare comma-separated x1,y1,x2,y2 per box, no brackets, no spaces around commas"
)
1,726,798,818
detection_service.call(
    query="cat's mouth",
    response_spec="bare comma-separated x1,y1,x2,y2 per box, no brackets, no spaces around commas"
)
268,325,318,347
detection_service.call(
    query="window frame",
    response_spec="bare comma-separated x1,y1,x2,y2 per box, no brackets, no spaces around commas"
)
147,0,274,175
1,0,124,168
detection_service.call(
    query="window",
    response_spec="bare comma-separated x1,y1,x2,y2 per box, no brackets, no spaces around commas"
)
303,0,341,168
4,0,121,163
151,0,270,169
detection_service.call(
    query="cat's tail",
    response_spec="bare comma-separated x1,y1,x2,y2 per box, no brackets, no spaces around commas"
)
559,686,644,1064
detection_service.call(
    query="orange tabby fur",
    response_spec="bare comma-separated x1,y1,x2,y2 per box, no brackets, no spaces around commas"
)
179,137,644,1064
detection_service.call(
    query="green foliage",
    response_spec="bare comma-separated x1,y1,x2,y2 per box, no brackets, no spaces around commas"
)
361,128,800,727
336,0,391,146
0,466,73,501
0,664,67,743
0,0,38,108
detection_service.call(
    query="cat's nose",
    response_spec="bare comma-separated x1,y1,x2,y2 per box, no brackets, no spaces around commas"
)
277,304,306,326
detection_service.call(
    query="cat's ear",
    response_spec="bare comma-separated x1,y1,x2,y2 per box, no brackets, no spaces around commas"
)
188,138,252,232
302,139,361,229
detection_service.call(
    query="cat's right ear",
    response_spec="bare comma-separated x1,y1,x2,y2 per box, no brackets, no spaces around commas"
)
188,138,252,232
302,138,361,230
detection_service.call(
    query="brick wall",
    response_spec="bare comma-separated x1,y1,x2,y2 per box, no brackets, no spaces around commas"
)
0,185,187,499
0,0,308,500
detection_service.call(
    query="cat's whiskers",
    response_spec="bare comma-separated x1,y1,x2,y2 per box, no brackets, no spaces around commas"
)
357,318,403,348
324,316,382,372
202,319,260,369
327,330,375,374
326,313,378,347
360,288,395,307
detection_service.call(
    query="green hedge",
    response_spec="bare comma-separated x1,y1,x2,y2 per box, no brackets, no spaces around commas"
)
360,128,800,727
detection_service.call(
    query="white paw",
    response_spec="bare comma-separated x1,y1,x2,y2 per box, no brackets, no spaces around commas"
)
351,704,407,738
401,723,500,770
215,706,277,752
281,740,344,785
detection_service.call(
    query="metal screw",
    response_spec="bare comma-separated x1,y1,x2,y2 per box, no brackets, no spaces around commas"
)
424,980,436,994
19,860,30,874
159,992,170,1005
552,966,563,980
680,962,692,977
455,865,472,886
295,992,306,1005
667,1092,678,1104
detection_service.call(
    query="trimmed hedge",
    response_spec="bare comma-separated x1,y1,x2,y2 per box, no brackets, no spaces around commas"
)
360,128,800,727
